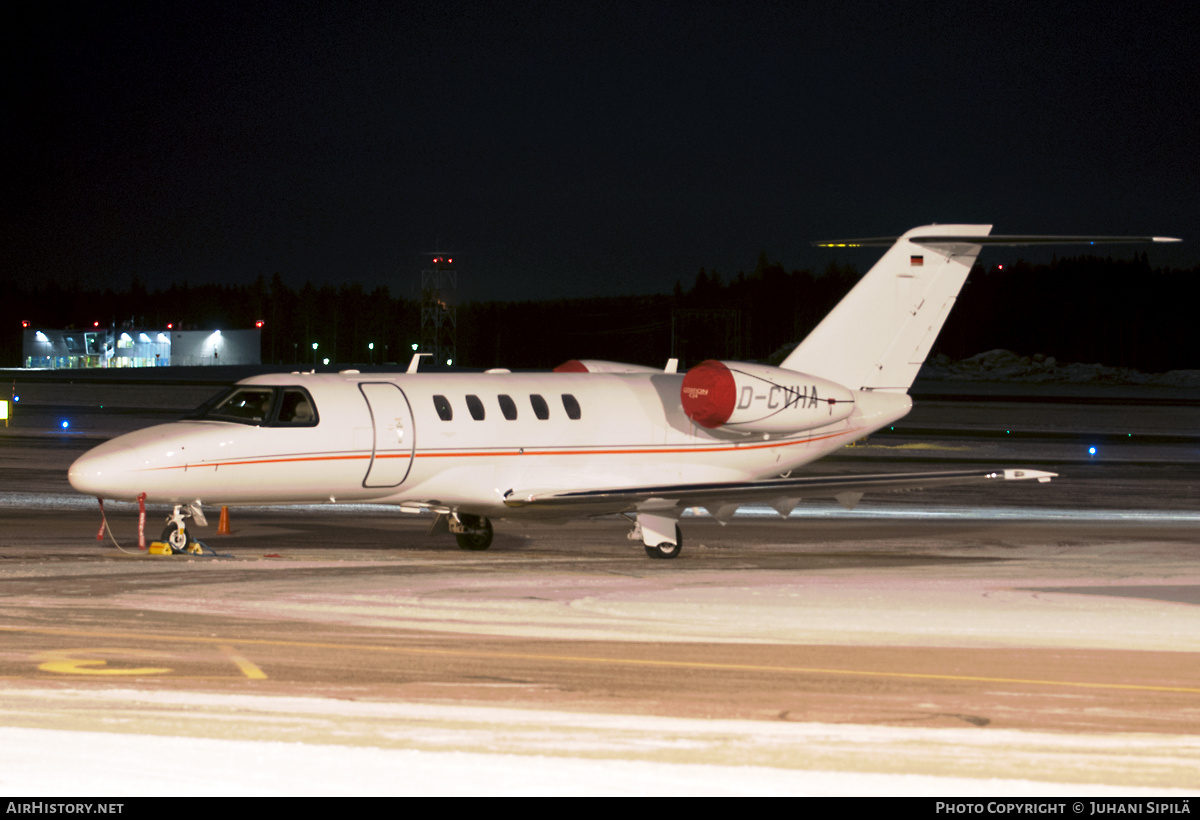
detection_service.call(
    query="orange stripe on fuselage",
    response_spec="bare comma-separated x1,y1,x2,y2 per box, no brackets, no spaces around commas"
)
136,426,863,472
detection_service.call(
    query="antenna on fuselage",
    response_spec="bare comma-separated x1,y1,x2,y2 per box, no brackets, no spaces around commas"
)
407,352,433,373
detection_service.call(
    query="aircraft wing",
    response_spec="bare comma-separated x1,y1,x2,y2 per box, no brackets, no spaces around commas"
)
503,468,1056,520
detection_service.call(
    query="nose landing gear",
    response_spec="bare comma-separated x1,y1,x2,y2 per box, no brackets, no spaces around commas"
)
160,502,209,553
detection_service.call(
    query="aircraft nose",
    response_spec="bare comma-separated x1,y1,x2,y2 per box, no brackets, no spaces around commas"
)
69,439,138,500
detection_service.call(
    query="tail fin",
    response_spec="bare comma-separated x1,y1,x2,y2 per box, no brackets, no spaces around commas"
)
780,225,1181,393
781,224,991,392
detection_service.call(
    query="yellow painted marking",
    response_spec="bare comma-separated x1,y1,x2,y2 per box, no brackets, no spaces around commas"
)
218,644,267,679
35,647,173,676
5,625,1198,695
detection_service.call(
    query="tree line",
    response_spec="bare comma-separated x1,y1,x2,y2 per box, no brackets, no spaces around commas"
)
7,255,1198,373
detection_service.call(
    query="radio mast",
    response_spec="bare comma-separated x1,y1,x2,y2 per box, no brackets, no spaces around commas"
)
419,251,457,366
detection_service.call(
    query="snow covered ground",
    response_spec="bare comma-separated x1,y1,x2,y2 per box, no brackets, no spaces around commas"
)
3,692,1198,797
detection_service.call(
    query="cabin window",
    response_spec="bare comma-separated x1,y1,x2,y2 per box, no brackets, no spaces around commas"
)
465,394,485,420
561,394,581,420
433,394,453,421
529,394,550,420
275,388,319,426
497,394,518,420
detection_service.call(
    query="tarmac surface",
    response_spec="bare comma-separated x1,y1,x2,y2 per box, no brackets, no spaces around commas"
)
1,370,1198,795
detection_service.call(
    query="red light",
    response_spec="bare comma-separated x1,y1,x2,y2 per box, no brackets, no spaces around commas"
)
21,320,29,328
167,323,173,329
255,320,264,328
93,322,99,328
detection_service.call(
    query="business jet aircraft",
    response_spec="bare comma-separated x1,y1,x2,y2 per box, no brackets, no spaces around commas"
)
68,225,1180,557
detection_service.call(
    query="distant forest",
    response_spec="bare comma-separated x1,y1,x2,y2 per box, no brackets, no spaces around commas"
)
7,254,1199,373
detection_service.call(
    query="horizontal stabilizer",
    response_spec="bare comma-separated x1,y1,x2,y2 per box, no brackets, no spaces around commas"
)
816,235,1181,248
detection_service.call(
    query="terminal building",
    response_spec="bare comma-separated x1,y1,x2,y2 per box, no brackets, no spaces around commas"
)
22,328,261,369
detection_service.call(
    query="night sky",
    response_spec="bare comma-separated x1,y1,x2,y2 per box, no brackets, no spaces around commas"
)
7,1,1198,303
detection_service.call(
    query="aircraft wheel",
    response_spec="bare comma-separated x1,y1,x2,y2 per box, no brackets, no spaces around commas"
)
643,525,682,559
161,523,188,551
455,517,493,551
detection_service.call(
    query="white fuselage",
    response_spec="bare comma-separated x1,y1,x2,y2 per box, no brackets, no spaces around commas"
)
68,370,912,517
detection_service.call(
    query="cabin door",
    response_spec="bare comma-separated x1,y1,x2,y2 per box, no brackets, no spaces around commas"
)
359,382,416,488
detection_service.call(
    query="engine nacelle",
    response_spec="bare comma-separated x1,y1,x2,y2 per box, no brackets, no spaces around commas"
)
680,360,855,434
554,359,662,374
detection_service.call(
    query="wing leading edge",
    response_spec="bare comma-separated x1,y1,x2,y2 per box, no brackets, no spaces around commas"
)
504,468,1056,521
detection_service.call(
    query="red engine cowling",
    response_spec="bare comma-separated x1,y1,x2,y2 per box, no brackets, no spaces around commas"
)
554,359,662,374
680,360,855,433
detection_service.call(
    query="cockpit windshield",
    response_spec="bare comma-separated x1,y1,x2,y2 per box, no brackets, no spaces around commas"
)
187,386,319,427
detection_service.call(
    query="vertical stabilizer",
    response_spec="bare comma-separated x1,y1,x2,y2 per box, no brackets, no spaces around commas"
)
781,224,991,392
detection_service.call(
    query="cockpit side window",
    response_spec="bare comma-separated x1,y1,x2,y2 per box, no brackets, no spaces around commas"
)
274,388,319,426
193,387,277,425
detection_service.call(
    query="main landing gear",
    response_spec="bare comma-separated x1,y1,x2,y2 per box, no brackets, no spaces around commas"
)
628,512,683,559
436,511,683,558
449,513,494,551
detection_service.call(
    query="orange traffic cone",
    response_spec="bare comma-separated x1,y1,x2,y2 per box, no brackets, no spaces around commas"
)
217,505,231,535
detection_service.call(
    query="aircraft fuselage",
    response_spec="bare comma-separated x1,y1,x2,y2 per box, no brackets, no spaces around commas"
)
68,370,912,517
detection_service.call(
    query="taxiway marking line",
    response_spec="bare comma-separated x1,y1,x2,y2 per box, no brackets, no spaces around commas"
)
34,647,173,677
217,645,268,679
22,643,267,680
4,624,1198,695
